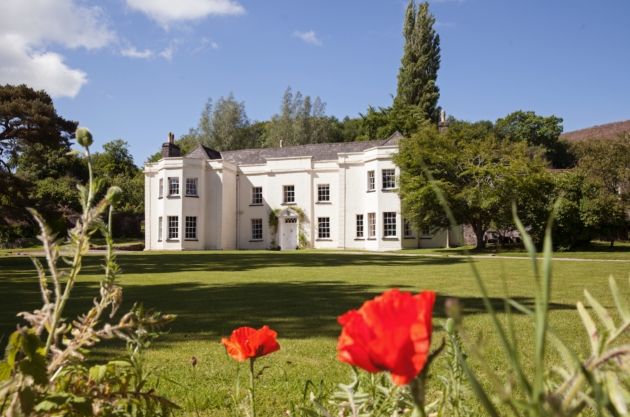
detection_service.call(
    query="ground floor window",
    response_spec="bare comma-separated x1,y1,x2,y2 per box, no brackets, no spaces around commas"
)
368,213,376,238
404,220,414,238
356,214,364,238
168,216,179,240
318,217,330,239
158,216,162,241
185,216,197,240
383,212,396,237
251,219,263,240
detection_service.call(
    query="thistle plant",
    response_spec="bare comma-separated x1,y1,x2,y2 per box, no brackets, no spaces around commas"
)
0,128,177,416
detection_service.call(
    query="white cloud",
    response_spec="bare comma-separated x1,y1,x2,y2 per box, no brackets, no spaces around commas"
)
159,47,175,61
0,0,115,98
121,46,154,59
293,30,322,46
193,37,220,53
126,0,244,26
0,35,87,98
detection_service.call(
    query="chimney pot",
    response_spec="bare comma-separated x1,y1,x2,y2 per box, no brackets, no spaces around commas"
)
438,110,449,136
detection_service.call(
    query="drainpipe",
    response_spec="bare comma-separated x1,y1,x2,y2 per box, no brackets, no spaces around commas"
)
236,174,240,250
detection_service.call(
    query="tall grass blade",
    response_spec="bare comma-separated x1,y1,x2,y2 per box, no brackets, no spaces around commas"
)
512,202,539,280
610,276,630,322
577,301,600,355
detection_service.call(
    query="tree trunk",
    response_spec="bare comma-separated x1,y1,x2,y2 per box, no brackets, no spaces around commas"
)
611,239,615,249
474,223,486,250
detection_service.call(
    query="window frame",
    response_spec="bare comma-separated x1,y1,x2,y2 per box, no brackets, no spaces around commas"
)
317,184,330,202
367,171,375,192
367,213,376,238
356,214,364,238
404,219,415,238
383,212,397,237
159,178,163,198
318,217,331,239
382,169,396,190
158,216,162,241
283,185,295,204
185,178,198,197
251,218,263,241
185,216,197,240
167,216,179,240
168,177,179,196
252,187,263,205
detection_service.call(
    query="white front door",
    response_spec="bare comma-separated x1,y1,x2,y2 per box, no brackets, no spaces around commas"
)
281,218,298,250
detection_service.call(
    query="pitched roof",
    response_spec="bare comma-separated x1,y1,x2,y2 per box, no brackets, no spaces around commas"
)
186,139,390,165
559,120,630,142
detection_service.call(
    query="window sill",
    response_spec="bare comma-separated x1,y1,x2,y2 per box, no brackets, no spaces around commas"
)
158,197,163,199
381,189,395,192
185,195,199,198
382,237,399,241
281,202,296,206
250,203,263,206
366,189,376,193
166,239,179,242
157,240,162,242
354,238,365,241
167,195,180,199
315,201,331,204
316,238,332,241
420,236,432,239
249,239,263,242
404,237,416,239
367,238,377,241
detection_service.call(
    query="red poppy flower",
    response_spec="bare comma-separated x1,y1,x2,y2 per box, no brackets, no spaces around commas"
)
222,325,280,361
337,288,436,386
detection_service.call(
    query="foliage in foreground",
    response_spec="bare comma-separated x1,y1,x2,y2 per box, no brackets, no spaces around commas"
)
0,128,176,416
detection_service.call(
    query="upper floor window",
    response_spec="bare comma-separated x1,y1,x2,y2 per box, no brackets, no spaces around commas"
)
185,216,197,240
283,185,295,203
318,217,330,239
159,178,163,198
251,219,263,240
318,185,330,202
168,177,179,196
186,178,198,196
252,187,263,205
404,220,414,238
168,216,179,240
382,169,396,190
367,171,375,191
383,212,397,237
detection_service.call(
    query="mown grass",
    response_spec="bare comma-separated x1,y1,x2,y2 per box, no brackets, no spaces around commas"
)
397,240,630,260
1,250,630,416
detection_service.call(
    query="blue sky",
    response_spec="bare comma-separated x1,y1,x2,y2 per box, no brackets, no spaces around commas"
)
2,0,629,164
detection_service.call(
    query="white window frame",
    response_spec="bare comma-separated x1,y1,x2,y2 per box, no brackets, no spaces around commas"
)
317,184,330,202
252,187,263,205
168,216,179,240
159,178,163,198
185,216,197,240
158,216,162,241
421,228,432,239
185,178,198,196
356,214,364,238
404,220,414,238
383,212,397,237
251,219,263,240
368,213,376,238
283,185,295,203
318,217,330,239
168,177,179,196
382,169,396,190
367,171,375,191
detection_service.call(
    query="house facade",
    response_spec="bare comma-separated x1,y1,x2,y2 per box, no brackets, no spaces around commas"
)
144,132,461,251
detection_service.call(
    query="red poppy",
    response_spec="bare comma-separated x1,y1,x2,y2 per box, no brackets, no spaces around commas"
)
337,289,436,386
222,325,280,361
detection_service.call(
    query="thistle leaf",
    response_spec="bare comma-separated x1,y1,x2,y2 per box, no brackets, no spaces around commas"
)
610,276,630,322
584,290,615,332
606,371,628,415
577,302,599,355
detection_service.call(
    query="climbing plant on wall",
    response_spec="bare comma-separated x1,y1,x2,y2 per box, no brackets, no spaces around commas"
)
267,206,309,249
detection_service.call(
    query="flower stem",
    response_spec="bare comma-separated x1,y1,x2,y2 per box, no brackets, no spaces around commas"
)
249,357,256,417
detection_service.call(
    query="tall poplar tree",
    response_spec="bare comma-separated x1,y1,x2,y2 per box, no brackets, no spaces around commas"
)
395,1,441,124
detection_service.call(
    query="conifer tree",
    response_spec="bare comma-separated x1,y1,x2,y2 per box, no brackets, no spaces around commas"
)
395,1,441,124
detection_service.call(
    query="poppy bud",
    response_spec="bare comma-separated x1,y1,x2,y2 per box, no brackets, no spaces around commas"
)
76,127,93,148
106,186,123,207
445,318,455,334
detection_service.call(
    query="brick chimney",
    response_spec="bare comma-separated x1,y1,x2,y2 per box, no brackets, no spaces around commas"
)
161,132,180,158
438,110,449,135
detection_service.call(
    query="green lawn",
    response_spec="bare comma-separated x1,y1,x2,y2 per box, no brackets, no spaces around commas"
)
1,250,630,415
397,240,630,260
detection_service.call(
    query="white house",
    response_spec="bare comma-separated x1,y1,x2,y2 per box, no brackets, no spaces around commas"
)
144,132,461,251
